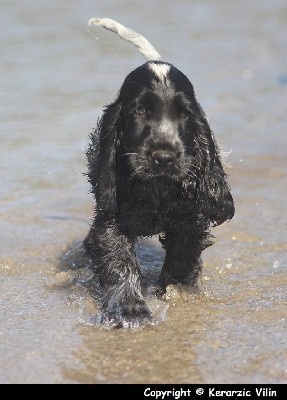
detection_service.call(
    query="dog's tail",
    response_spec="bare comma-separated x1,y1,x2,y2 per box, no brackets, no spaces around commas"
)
88,17,161,62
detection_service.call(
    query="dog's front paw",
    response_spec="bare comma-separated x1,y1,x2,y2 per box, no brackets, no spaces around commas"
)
98,299,152,329
154,275,169,297
155,274,199,298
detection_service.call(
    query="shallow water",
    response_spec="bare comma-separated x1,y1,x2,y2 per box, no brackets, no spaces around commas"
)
1,0,287,384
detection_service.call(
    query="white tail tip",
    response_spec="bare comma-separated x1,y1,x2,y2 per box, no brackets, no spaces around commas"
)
88,17,161,62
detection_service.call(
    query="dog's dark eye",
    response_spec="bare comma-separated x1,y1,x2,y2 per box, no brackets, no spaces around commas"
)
180,109,188,118
135,106,146,116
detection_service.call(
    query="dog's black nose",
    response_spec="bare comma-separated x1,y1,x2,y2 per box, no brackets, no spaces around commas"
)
152,150,176,166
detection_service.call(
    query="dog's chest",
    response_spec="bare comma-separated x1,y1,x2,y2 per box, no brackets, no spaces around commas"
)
118,180,195,236
131,180,183,208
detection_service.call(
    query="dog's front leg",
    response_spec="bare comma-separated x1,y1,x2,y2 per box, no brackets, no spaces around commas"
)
157,218,211,294
84,217,151,327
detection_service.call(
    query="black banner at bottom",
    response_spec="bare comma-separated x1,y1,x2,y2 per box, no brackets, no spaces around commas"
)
90,384,285,399
8,383,287,398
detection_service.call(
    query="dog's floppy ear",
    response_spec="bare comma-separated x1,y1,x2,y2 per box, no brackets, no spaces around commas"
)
192,103,235,226
86,99,122,215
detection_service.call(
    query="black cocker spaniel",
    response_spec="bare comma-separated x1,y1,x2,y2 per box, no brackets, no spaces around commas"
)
83,59,235,328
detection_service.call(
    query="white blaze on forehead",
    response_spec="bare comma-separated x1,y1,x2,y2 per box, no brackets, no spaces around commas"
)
148,62,170,82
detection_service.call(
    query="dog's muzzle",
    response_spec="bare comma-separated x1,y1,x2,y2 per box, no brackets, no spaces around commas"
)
151,149,178,167
147,143,183,177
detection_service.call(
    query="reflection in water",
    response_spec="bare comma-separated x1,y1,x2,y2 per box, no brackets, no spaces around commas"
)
1,0,286,384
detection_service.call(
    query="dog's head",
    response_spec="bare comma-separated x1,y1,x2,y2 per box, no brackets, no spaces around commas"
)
87,61,234,225
119,61,199,181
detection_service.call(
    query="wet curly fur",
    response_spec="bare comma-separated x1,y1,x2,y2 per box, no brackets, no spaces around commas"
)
83,61,235,327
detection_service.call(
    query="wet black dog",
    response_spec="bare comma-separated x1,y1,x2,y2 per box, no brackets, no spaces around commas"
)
83,60,234,327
